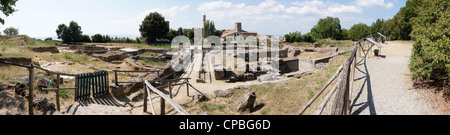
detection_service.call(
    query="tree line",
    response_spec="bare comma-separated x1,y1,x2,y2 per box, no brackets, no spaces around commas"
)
285,0,425,42
284,0,449,85
56,12,222,44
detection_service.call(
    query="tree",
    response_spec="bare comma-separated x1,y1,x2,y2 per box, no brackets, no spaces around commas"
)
91,34,104,43
409,0,449,82
136,38,141,43
166,29,179,41
183,28,194,43
80,35,91,42
104,35,111,43
341,28,350,40
56,21,84,43
139,12,169,43
68,21,83,42
311,17,343,40
56,24,71,43
349,23,370,41
302,33,316,43
387,0,423,40
203,20,222,38
370,19,384,35
3,27,18,35
0,0,18,25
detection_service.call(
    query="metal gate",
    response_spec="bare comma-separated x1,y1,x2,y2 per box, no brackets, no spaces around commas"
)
76,71,109,101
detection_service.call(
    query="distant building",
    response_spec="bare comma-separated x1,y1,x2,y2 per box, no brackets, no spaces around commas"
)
220,22,258,43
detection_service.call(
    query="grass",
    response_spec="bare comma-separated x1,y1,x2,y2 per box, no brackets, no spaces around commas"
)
138,52,161,57
139,59,167,66
53,52,90,63
200,102,226,111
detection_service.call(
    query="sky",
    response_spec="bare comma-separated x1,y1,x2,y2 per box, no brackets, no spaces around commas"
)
1,0,407,38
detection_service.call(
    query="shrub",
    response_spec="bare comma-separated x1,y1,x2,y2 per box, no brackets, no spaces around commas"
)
409,0,449,83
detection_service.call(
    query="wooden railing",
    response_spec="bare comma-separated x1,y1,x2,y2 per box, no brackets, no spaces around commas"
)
0,61,35,115
143,80,190,115
35,66,78,112
296,34,380,115
143,78,208,115
112,70,161,86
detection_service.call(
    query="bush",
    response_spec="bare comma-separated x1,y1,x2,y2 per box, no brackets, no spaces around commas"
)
349,23,370,41
3,27,18,35
409,0,449,83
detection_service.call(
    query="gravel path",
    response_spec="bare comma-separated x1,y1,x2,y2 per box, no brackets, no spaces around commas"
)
350,41,439,115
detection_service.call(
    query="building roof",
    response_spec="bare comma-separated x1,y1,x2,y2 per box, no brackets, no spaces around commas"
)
220,29,257,38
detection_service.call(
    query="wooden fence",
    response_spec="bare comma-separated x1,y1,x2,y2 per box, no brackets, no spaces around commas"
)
0,61,35,115
143,80,190,115
296,34,380,115
143,78,208,115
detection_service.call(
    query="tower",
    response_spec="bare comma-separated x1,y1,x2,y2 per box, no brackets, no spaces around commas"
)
235,22,242,32
203,12,206,24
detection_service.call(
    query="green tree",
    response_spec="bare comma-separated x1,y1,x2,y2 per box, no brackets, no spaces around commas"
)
203,20,220,37
409,0,449,83
183,28,194,40
136,38,141,43
139,12,169,43
3,27,18,35
0,0,18,25
341,28,350,40
388,0,423,40
166,29,179,41
56,21,84,43
302,33,316,43
91,34,104,43
311,16,343,40
56,24,71,43
370,19,384,35
349,23,370,41
68,21,83,42
80,35,91,42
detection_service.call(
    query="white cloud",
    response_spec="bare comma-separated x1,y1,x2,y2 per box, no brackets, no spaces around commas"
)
112,5,190,26
139,5,190,21
355,0,394,9
327,4,362,15
198,0,366,23
292,0,325,7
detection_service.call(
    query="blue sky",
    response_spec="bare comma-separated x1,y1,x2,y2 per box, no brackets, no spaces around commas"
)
1,0,406,38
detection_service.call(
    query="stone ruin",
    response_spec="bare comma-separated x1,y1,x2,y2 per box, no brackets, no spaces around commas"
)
206,44,346,83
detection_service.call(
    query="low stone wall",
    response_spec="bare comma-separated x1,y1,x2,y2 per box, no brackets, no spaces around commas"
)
69,45,107,54
0,57,32,66
92,53,130,62
30,46,60,53
280,59,299,74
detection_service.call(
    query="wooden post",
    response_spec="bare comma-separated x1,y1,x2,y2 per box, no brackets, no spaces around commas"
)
105,71,109,95
160,97,165,115
157,71,160,81
74,76,78,102
114,70,118,86
56,74,61,112
28,67,34,115
186,79,189,97
169,80,172,99
143,83,148,112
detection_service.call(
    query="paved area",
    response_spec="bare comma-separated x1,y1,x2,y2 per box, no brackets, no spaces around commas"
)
350,41,439,115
